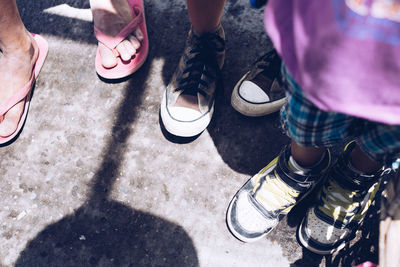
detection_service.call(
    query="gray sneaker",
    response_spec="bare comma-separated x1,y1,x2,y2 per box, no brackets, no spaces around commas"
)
297,142,387,255
231,50,285,117
160,25,225,137
226,145,332,243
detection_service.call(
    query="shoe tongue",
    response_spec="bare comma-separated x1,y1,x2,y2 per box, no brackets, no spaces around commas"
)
174,93,201,112
180,90,197,97
250,75,274,96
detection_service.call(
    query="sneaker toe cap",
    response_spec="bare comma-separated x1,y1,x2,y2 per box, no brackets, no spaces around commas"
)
303,208,351,245
167,106,203,122
229,190,278,239
238,81,270,103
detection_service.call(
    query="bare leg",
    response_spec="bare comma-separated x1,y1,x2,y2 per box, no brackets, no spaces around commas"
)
290,140,326,167
173,0,226,110
291,140,381,173
186,0,226,34
350,143,381,173
0,0,38,137
90,0,144,68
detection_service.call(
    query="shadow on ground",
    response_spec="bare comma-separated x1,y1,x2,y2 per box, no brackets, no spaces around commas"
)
15,2,198,265
15,50,198,267
15,200,198,266
15,49,198,267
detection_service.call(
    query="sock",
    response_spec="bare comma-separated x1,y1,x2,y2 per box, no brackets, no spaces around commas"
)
288,153,326,176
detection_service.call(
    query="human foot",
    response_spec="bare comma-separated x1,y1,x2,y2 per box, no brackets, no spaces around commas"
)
297,142,384,255
0,30,38,137
226,145,331,242
160,26,225,137
90,0,144,68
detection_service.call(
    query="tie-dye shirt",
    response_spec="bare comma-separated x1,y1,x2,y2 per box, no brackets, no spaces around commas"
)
265,0,400,125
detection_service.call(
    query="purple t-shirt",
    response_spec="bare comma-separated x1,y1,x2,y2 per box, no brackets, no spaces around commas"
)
265,0,400,125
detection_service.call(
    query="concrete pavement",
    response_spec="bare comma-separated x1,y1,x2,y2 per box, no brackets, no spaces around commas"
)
1,1,381,266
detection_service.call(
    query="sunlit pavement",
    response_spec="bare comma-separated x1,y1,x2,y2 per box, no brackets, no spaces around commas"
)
0,1,380,266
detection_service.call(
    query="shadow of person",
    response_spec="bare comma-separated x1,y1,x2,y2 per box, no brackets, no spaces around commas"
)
15,66,199,267
15,60,198,266
15,199,199,266
15,66,199,266
14,3,199,264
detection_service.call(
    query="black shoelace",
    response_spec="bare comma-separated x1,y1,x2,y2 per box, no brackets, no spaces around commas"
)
174,32,225,98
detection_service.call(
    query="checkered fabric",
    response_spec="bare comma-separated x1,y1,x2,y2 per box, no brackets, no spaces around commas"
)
280,65,400,166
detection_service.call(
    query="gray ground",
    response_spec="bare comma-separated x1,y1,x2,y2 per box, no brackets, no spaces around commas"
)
1,0,380,266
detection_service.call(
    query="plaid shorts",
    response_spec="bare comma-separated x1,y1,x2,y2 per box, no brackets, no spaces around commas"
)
280,65,400,166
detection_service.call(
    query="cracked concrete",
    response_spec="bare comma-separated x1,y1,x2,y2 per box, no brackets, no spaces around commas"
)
0,0,381,266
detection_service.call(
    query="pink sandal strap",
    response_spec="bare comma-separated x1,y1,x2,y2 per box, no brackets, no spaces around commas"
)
0,74,34,118
94,6,143,50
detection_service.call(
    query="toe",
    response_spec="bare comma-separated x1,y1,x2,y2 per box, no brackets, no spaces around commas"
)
134,28,144,42
122,39,136,56
129,35,141,50
116,40,135,61
0,101,24,137
99,42,117,68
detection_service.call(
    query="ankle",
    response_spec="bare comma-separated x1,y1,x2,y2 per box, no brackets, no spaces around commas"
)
288,152,327,176
290,142,327,167
1,30,36,58
350,146,382,174
192,24,222,37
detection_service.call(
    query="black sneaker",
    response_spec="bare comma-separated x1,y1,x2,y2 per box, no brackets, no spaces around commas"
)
226,145,331,242
160,25,225,137
297,142,389,255
231,50,285,117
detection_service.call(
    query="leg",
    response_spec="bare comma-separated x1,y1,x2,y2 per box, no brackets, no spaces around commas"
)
350,143,382,173
90,0,144,68
186,0,225,34
355,120,400,172
174,0,226,108
290,140,326,167
291,140,381,173
297,122,400,255
226,65,354,243
160,0,226,137
0,0,38,137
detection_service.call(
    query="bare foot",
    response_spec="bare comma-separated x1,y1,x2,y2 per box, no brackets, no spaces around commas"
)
90,0,144,68
0,30,38,137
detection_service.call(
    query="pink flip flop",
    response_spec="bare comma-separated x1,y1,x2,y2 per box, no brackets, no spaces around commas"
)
94,0,149,79
0,33,48,145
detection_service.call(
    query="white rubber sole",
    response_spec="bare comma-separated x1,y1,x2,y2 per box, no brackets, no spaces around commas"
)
160,89,214,137
231,72,286,117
